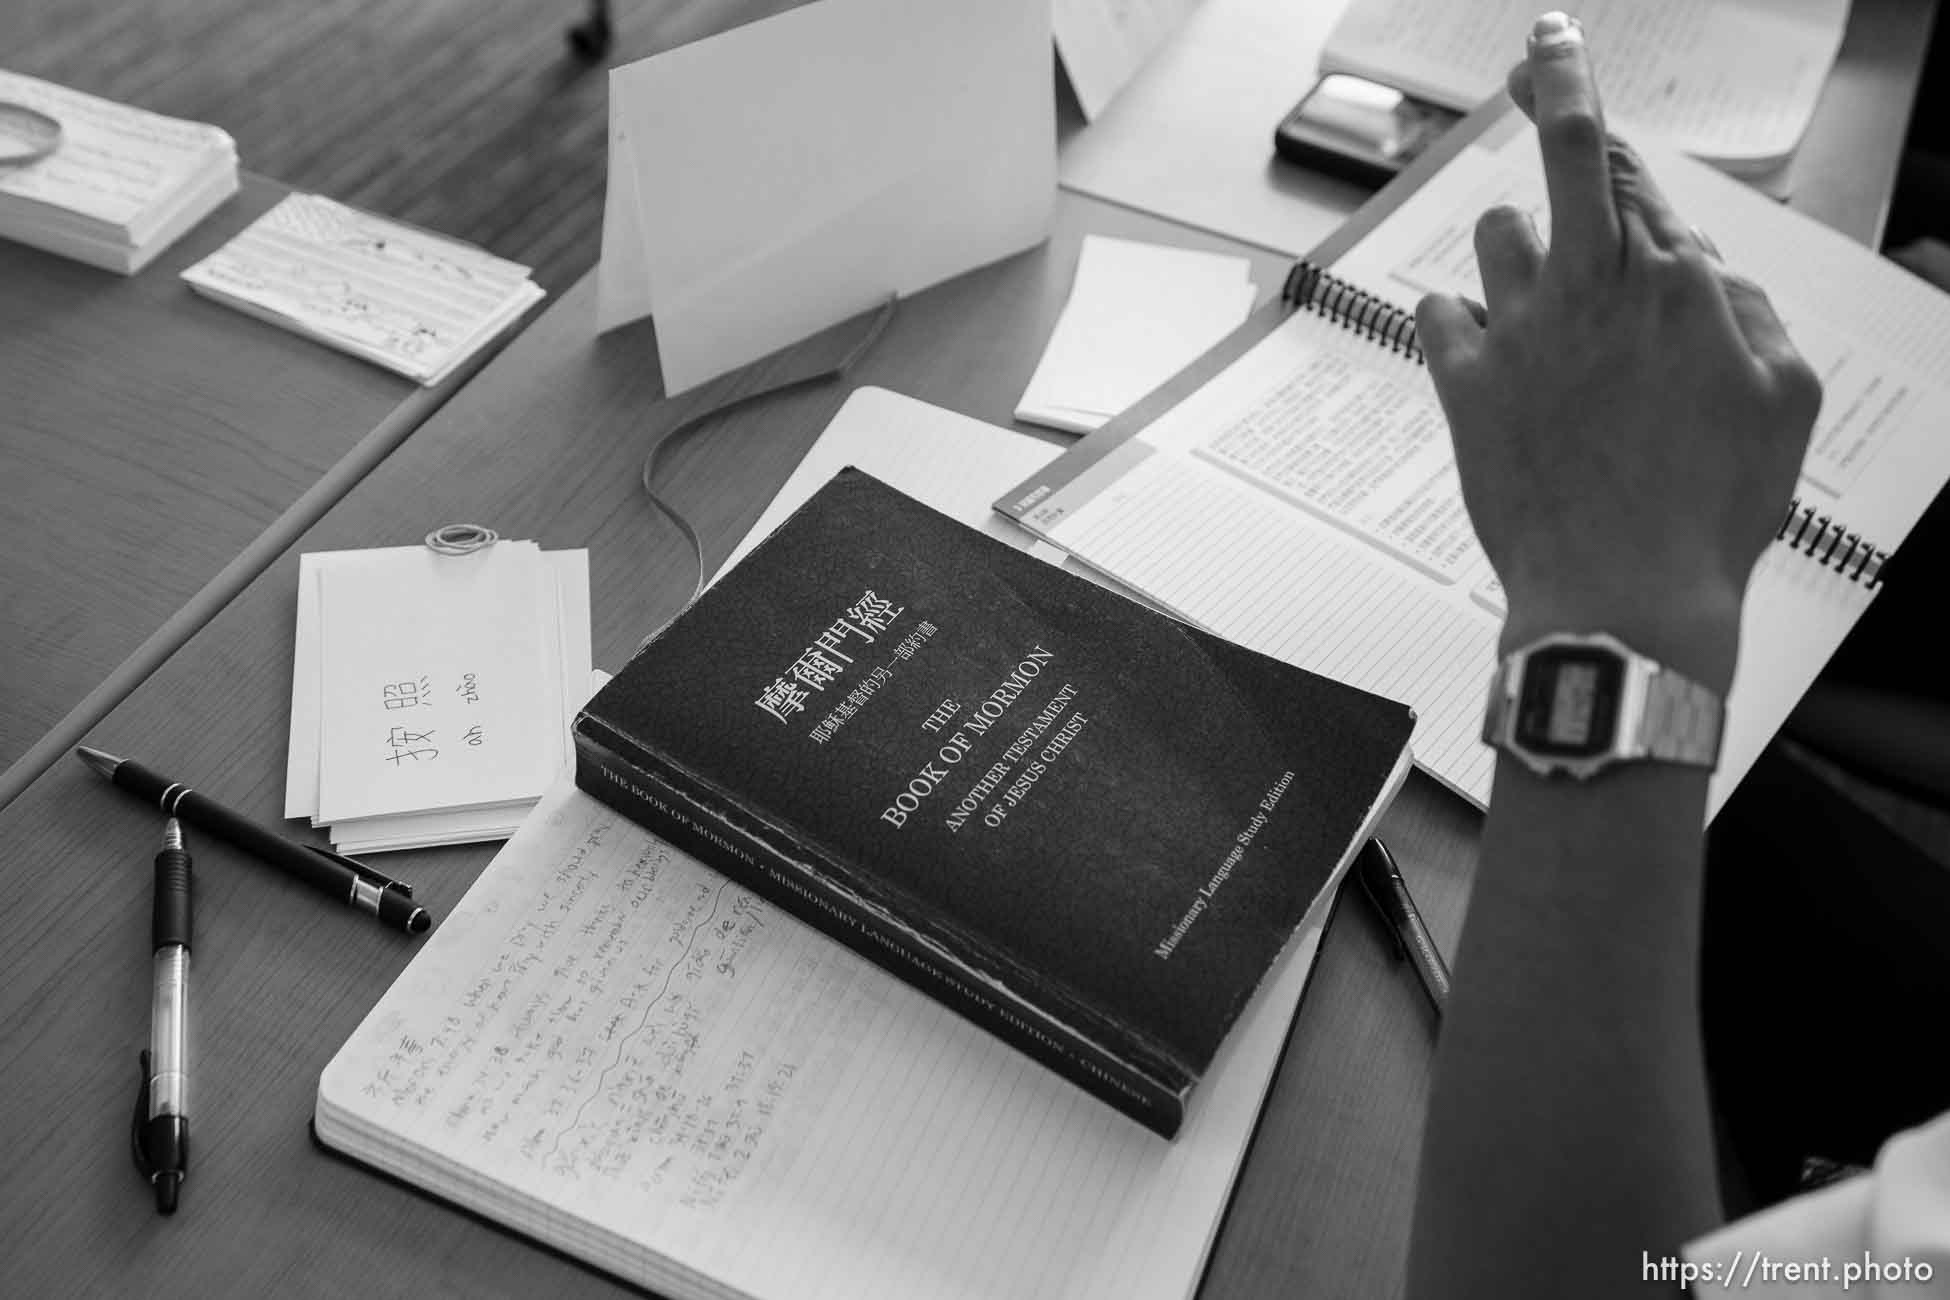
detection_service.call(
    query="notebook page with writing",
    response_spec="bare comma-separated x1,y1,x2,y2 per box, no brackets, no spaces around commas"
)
318,775,1359,1300
1331,117,1950,536
1318,0,1847,168
1325,114,1950,807
1024,308,1503,806
1009,108,1950,814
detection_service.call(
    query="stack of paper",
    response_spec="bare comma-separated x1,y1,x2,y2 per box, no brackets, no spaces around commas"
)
0,70,238,274
1015,235,1257,434
285,542,592,854
183,194,545,385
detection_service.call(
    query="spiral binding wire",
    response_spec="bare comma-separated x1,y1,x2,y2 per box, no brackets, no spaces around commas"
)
1281,261,1423,362
1776,498,1889,587
1284,263,1893,590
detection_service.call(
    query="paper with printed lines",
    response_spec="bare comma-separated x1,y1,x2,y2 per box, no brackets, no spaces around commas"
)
1008,116,1950,814
182,193,543,385
317,777,1341,1300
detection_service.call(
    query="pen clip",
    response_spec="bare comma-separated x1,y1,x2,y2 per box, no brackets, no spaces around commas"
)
1353,842,1409,962
304,844,413,899
130,1050,155,1179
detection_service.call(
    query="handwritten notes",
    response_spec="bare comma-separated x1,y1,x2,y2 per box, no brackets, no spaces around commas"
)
329,799,885,1236
318,779,1341,1299
1318,0,1849,169
0,70,237,273
182,194,544,385
287,542,591,853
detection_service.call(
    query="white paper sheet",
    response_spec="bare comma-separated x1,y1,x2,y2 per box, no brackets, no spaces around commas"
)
316,766,1359,1300
288,545,591,846
1318,0,1849,169
1015,235,1257,434
314,542,554,822
1057,0,1366,257
723,388,1064,581
1052,0,1206,121
595,0,1056,395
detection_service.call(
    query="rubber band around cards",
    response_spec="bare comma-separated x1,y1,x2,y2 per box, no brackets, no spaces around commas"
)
0,102,63,167
424,523,499,555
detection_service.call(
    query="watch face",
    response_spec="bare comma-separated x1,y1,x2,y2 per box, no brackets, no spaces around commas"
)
1515,647,1624,758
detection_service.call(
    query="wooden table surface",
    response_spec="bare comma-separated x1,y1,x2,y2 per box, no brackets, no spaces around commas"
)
0,174,517,811
0,0,1934,1293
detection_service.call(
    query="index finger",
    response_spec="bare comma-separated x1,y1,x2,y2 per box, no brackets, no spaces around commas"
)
1524,13,1621,269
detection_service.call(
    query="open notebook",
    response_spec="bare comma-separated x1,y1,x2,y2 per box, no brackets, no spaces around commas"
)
316,389,1365,1299
1000,99,1950,813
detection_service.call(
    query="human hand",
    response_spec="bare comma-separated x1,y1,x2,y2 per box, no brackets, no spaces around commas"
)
1416,12,1820,691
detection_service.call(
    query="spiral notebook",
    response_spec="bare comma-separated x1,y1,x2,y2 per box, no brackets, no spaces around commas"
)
999,95,1950,813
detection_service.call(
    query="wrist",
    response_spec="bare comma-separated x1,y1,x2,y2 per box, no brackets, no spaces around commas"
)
1499,583,1743,696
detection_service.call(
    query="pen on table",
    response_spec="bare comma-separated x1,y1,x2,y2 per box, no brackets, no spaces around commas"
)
75,745,431,935
133,817,192,1214
1355,837,1450,1014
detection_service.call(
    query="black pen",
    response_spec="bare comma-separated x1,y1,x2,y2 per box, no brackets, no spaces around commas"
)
134,817,192,1213
76,746,431,935
1355,837,1450,1013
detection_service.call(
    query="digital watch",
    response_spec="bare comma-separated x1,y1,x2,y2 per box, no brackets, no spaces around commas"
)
1481,631,1725,780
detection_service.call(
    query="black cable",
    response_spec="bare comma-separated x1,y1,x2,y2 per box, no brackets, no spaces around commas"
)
638,296,899,643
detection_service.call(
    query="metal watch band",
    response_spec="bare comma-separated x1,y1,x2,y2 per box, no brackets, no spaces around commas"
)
1639,664,1724,767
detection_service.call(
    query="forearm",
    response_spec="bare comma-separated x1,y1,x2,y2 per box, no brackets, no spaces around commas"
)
1405,757,1722,1299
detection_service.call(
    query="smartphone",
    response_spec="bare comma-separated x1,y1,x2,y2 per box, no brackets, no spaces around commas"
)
1273,73,1462,188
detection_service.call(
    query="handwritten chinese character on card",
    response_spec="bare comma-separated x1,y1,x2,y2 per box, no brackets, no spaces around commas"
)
315,542,555,822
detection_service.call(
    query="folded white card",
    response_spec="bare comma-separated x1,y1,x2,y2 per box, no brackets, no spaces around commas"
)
596,0,1056,395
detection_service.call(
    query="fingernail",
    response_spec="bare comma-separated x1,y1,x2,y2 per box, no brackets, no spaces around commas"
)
1529,12,1583,48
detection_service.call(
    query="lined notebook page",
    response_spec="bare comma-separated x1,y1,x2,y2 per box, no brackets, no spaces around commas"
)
1035,114,1950,815
1039,308,1501,806
1331,120,1950,539
1326,120,1950,811
181,194,543,385
319,779,1336,1300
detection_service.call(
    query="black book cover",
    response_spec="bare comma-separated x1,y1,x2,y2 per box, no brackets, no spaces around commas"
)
574,469,1415,1135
